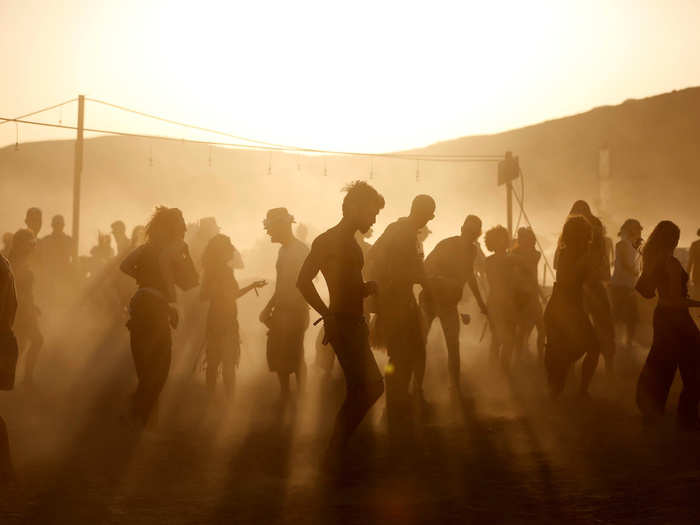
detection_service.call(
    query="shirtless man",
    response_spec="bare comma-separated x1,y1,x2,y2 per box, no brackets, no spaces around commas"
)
369,195,435,427
297,181,385,456
420,215,487,395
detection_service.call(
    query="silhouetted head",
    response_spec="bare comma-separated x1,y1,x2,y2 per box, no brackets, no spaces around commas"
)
111,220,126,236
264,207,295,243
618,218,642,241
697,228,700,237
409,195,436,229
516,226,536,250
25,207,42,236
202,233,234,269
636,221,680,298
9,229,36,262
569,200,593,219
342,181,385,234
131,225,146,248
642,221,679,262
461,215,482,243
560,215,592,256
484,225,510,254
145,206,186,246
199,217,220,239
51,215,65,234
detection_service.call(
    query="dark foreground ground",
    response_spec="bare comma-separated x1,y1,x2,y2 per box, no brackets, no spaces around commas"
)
2,323,700,525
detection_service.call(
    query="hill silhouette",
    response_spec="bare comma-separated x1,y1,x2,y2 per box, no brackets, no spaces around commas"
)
1,87,699,259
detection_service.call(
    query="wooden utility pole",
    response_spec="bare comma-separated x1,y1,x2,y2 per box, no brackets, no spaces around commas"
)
72,95,85,260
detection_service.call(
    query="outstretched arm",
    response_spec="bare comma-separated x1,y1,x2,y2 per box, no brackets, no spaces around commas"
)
238,280,267,298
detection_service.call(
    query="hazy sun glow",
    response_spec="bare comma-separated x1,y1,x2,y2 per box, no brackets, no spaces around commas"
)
1,0,700,151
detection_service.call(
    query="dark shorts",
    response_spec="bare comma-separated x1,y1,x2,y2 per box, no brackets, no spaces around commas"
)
207,323,240,367
328,317,383,394
266,306,309,373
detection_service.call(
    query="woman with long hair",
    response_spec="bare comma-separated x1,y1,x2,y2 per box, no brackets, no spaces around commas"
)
567,200,616,378
635,221,700,429
120,206,198,428
545,215,599,397
200,234,266,397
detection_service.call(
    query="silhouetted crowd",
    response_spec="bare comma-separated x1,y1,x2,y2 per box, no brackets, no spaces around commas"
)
2,185,700,480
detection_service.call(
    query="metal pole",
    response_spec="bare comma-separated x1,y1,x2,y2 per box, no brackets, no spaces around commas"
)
72,95,85,260
506,179,513,240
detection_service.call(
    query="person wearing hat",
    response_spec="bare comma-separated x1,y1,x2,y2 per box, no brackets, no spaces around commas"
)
688,228,700,299
610,218,643,351
260,207,310,404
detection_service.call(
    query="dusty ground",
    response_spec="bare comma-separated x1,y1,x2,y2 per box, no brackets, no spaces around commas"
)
2,318,700,525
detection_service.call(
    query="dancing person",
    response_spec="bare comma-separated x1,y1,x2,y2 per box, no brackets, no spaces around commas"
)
544,216,599,398
420,215,487,398
314,228,374,378
200,234,266,397
297,181,385,457
609,219,643,351
8,229,43,386
635,221,700,430
39,214,75,309
0,251,18,484
484,225,517,370
259,208,310,403
562,201,616,378
120,206,198,428
510,226,545,361
369,194,435,428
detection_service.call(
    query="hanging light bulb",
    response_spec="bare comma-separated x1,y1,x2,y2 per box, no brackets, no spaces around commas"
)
323,158,327,177
415,160,420,182
267,152,272,175
14,122,19,151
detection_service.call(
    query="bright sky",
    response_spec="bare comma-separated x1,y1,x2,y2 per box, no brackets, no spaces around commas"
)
1,0,700,151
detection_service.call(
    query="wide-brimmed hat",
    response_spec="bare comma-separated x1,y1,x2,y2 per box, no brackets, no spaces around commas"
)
263,207,295,227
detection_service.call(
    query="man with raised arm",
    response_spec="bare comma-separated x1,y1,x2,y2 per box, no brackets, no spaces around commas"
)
297,181,385,459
